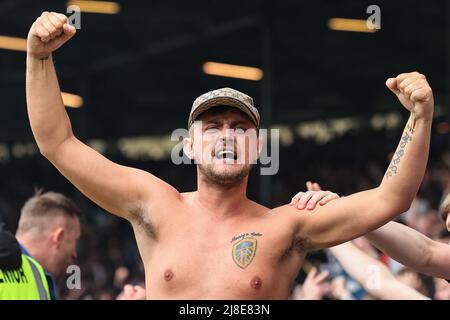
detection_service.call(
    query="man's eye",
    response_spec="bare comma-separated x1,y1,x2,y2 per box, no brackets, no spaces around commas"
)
205,128,219,134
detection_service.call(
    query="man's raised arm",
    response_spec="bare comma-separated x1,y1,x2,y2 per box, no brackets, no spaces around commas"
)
282,71,434,251
365,221,450,279
26,12,179,220
329,242,428,300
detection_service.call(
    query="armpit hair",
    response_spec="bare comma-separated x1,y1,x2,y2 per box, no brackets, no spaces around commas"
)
129,204,158,240
280,235,311,261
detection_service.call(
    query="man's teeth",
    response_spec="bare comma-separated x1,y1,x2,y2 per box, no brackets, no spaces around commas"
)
216,150,235,159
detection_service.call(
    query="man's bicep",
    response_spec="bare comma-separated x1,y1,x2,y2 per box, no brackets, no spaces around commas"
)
48,136,179,220
299,188,396,250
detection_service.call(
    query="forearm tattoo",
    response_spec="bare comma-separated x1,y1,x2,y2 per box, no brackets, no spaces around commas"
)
385,123,414,178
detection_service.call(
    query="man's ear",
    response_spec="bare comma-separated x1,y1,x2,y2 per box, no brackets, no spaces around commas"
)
183,137,195,160
256,135,264,161
51,227,65,249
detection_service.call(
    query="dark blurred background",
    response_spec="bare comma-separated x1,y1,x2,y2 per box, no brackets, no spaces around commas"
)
0,0,448,299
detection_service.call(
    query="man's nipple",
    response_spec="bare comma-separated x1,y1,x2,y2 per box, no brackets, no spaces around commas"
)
164,269,174,282
250,276,262,289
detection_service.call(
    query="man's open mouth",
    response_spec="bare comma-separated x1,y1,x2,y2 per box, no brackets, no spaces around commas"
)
214,149,238,161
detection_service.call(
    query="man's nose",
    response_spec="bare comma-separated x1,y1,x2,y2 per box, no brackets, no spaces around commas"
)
219,132,235,149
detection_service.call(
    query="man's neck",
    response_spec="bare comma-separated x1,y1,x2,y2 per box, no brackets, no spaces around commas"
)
195,175,250,218
16,234,46,266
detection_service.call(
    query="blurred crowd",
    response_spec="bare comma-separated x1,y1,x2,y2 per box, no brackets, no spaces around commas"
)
0,117,448,300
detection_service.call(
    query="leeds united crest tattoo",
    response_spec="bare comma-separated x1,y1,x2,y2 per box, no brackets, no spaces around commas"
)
231,232,262,269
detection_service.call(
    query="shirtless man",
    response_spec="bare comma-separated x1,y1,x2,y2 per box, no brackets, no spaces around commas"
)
26,12,434,299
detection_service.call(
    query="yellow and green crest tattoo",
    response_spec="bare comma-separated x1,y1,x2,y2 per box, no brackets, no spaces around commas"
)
231,232,262,269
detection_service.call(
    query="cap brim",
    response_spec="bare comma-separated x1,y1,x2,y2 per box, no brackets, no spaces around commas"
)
189,96,259,128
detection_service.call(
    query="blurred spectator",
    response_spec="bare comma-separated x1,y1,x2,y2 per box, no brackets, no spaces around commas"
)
116,284,146,300
291,266,331,300
395,268,432,297
434,278,450,300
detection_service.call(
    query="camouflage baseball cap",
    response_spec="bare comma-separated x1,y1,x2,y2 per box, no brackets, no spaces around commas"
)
188,87,260,128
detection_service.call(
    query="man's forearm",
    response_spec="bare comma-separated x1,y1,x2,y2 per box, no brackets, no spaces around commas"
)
26,54,73,156
366,221,436,273
330,242,428,300
292,73,435,252
377,114,431,212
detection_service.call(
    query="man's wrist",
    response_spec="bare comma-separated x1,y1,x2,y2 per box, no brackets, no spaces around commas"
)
26,53,53,80
412,112,433,125
27,53,51,61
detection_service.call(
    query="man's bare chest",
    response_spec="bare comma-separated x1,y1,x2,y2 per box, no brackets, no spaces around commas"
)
141,215,306,298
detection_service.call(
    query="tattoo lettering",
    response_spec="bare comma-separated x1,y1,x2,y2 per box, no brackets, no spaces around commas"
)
231,232,262,269
385,127,413,178
406,124,415,134
231,232,262,243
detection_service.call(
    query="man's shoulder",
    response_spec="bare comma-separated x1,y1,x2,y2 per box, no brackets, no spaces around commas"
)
260,204,311,227
266,203,330,228
268,204,307,217
180,191,196,198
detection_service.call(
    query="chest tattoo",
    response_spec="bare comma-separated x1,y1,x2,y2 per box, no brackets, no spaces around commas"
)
231,232,262,269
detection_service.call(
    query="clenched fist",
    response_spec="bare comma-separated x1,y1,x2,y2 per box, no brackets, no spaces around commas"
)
27,11,76,60
386,72,434,120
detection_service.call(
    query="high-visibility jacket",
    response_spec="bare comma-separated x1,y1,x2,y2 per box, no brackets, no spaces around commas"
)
0,254,51,300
